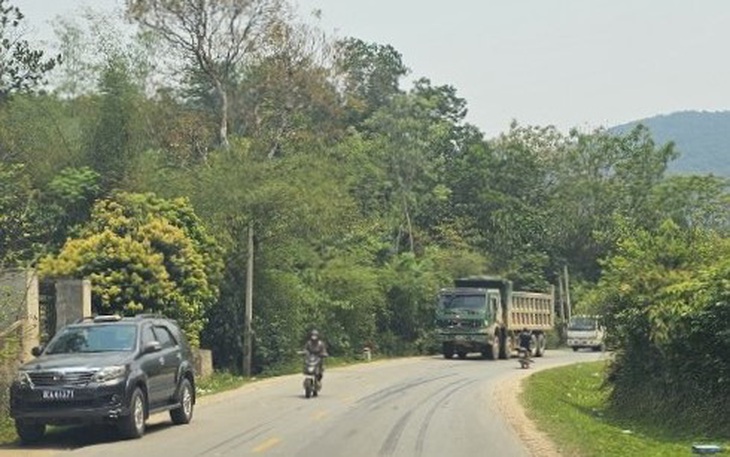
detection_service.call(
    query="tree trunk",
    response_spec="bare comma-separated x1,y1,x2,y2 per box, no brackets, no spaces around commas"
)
215,80,230,148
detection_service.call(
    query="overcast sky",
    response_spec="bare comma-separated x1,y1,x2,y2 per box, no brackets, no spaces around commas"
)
13,0,730,137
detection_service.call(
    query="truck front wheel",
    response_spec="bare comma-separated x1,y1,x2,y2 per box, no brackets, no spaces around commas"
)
442,343,454,359
482,334,499,360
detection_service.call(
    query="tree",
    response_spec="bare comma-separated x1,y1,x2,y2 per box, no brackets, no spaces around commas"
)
0,163,38,267
126,0,285,147
587,220,730,434
86,55,145,191
334,37,408,125
0,0,60,102
38,192,223,346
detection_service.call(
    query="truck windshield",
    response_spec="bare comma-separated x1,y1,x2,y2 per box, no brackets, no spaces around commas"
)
45,325,138,354
440,294,486,310
568,317,597,331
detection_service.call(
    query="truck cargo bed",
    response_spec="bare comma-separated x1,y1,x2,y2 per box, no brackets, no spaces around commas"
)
507,291,554,330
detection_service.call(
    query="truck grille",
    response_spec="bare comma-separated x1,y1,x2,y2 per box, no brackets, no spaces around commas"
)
439,319,481,328
28,371,95,387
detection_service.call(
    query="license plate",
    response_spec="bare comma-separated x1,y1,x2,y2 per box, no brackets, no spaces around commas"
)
455,335,467,341
42,390,74,400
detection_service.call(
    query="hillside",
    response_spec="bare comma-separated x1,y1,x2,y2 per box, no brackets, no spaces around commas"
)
611,111,730,176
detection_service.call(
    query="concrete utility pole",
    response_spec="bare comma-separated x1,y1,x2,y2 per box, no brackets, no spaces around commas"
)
243,222,254,377
563,264,572,322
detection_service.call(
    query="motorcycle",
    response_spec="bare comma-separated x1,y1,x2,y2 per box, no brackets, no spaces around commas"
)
518,347,533,369
301,352,323,398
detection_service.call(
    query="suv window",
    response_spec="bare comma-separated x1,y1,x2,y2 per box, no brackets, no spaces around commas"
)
153,326,177,349
45,324,137,354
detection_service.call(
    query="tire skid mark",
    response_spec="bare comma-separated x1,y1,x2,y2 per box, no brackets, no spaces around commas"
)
196,423,271,456
414,378,479,457
379,410,413,456
377,377,474,457
357,373,456,410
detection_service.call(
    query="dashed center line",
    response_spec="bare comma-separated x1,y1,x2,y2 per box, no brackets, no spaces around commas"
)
252,437,281,453
311,410,328,420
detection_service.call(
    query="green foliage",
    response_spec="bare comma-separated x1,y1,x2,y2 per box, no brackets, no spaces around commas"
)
588,220,730,434
0,163,42,266
0,0,60,101
85,55,145,191
38,193,223,346
335,37,409,124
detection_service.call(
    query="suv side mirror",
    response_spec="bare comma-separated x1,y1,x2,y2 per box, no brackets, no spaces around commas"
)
142,341,162,354
31,346,44,357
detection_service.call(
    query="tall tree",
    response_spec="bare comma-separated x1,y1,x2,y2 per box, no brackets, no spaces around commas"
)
86,56,144,191
334,37,408,125
126,0,285,147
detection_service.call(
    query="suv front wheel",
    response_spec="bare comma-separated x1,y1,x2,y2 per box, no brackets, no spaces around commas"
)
15,420,45,444
170,377,194,425
119,387,146,439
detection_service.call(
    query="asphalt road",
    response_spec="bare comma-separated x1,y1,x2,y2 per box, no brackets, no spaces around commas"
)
6,349,604,457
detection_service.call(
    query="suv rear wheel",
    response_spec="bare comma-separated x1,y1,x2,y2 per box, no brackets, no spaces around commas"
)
170,378,194,425
119,387,146,439
15,420,45,444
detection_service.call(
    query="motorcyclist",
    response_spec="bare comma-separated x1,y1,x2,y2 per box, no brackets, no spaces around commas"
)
518,327,533,357
304,329,328,380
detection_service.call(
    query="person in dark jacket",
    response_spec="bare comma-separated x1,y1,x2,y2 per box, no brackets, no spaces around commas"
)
518,328,533,352
304,329,328,380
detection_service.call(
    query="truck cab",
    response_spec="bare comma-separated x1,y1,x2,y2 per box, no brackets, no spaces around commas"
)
567,315,605,351
435,287,503,360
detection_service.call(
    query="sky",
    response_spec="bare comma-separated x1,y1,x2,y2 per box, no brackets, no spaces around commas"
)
12,0,730,137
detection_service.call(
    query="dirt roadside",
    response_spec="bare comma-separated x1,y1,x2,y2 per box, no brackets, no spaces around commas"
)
494,368,562,457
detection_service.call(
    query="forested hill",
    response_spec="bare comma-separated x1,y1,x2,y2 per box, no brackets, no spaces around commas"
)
611,110,730,176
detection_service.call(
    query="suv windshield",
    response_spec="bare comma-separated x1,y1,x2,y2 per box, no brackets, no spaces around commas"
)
440,294,486,310
568,317,597,331
45,324,138,354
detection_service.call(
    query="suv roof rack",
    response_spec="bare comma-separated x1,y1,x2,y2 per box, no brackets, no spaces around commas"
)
93,314,123,323
134,313,168,320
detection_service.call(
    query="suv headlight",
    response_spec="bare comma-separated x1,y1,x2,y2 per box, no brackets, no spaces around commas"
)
93,366,127,384
15,371,32,387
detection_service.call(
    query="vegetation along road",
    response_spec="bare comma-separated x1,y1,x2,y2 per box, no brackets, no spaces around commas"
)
1,350,602,457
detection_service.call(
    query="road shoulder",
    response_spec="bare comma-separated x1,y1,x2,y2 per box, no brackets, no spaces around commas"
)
494,368,561,457
493,351,606,457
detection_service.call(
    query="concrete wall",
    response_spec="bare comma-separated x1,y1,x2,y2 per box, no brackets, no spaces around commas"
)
0,269,40,363
193,348,214,379
55,279,92,331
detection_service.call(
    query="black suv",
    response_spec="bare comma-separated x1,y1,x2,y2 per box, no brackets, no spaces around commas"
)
10,314,196,444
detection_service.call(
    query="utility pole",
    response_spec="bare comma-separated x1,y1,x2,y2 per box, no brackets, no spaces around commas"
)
564,264,572,322
243,222,254,377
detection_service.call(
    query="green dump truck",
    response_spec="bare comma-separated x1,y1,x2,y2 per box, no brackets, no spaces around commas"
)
435,276,555,360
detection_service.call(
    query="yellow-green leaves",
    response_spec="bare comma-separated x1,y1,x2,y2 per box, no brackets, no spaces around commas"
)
39,192,222,346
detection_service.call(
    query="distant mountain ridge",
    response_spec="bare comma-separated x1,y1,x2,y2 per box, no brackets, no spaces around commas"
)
610,110,730,177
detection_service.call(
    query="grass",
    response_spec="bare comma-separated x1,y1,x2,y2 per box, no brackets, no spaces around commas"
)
521,361,729,457
0,417,14,444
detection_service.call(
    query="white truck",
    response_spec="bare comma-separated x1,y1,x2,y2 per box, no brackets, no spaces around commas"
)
567,315,605,351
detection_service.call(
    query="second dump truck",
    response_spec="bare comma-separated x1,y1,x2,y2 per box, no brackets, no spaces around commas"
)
435,276,555,360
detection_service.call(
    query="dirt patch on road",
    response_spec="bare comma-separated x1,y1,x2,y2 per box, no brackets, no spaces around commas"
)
0,448,57,457
494,370,562,457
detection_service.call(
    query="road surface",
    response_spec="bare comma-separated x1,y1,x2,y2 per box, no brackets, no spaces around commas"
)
3,349,604,457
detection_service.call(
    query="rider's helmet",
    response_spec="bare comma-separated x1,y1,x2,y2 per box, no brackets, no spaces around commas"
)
522,327,529,333
310,329,319,341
